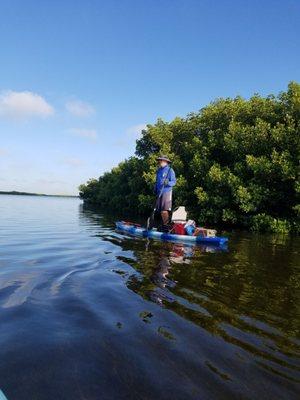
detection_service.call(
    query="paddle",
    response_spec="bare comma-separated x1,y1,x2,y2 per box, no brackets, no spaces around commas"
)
146,163,172,230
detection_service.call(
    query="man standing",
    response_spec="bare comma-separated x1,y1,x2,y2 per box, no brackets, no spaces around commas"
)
154,155,176,231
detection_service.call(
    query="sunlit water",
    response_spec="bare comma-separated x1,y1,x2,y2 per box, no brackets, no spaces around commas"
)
0,195,299,400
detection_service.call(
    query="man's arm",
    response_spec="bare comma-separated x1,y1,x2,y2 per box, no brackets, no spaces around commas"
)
165,168,176,188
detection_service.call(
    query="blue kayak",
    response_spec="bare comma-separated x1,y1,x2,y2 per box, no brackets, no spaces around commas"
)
115,221,228,246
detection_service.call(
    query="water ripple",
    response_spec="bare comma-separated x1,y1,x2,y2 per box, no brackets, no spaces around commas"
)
0,196,299,400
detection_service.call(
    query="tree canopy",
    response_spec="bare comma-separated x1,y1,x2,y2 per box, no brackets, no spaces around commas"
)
79,82,300,233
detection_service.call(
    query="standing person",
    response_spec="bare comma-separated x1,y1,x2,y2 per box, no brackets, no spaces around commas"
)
154,155,176,231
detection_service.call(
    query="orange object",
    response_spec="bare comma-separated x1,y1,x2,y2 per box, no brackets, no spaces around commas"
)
193,227,207,237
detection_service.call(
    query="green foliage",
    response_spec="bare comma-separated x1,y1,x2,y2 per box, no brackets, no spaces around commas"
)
250,214,291,234
79,82,300,233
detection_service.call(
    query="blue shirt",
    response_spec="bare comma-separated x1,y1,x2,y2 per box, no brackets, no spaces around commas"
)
154,165,176,195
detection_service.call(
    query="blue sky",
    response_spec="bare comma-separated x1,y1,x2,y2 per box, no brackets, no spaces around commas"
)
0,0,299,195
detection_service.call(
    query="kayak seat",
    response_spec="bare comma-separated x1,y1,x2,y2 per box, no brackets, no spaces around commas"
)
171,206,187,223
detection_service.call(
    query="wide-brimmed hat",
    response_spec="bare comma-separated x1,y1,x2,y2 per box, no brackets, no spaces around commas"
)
156,155,171,163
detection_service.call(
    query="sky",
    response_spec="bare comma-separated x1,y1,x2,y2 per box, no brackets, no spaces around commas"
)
0,0,299,195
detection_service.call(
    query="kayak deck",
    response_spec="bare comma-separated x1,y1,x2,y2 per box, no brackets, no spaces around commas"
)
115,221,228,246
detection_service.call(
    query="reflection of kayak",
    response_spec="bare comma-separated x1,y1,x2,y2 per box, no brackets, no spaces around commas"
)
115,221,228,246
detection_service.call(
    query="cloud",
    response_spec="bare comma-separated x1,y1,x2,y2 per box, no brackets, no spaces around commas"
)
126,124,147,139
65,100,95,117
0,90,54,119
69,128,98,140
62,157,84,167
113,123,147,147
0,147,8,156
35,178,66,185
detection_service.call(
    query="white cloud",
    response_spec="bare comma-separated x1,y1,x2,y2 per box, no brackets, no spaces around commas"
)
0,147,8,156
126,123,147,139
69,128,98,140
0,90,54,119
65,100,95,117
113,123,147,147
35,178,66,185
63,157,84,167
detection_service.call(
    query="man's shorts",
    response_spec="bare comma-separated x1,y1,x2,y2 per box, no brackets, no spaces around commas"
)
156,191,172,211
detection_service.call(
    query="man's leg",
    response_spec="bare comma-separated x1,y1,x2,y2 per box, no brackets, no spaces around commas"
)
161,210,170,226
160,191,172,232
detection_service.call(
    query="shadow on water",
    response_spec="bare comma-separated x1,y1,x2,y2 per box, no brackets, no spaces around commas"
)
0,197,299,400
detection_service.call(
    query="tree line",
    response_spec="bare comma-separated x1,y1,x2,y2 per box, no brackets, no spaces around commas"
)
79,82,300,233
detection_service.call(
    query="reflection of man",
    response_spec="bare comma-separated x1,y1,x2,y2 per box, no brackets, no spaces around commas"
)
149,255,175,306
151,257,173,289
154,155,176,232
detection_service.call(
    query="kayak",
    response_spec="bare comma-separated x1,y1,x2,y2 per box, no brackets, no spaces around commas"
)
0,390,8,400
115,221,228,246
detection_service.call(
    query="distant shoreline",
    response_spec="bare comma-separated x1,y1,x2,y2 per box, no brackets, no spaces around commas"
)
0,190,79,198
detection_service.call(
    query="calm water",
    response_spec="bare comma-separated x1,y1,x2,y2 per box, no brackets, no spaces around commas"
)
0,195,299,400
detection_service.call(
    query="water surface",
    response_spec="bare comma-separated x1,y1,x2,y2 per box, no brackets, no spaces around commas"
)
0,195,299,399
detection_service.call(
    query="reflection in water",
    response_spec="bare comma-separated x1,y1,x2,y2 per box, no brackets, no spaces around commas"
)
0,198,299,400
81,206,300,388
127,240,224,306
